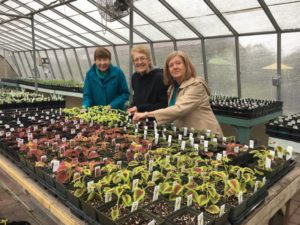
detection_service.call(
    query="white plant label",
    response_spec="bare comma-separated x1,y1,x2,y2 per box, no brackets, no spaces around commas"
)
87,181,94,193
216,153,222,161
212,138,218,143
269,150,275,158
286,146,293,160
132,179,139,190
222,136,227,142
194,144,199,151
174,197,181,211
51,159,60,172
234,146,240,153
277,150,283,159
204,140,209,148
262,177,266,185
105,192,112,203
189,132,194,139
190,137,194,147
254,181,259,193
265,157,271,169
62,137,67,143
219,204,225,216
149,160,153,172
181,140,186,150
143,130,147,139
183,127,188,136
131,201,138,212
173,125,177,133
249,140,254,149
223,151,227,157
178,134,182,142
197,213,204,225
71,129,75,134
238,191,243,205
188,176,193,183
148,220,156,225
153,185,160,202
200,135,205,140
94,166,101,177
117,161,122,168
187,194,193,206
237,169,241,179
168,135,172,146
41,155,47,162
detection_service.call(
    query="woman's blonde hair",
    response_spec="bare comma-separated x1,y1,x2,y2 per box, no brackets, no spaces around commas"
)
131,45,153,67
163,51,196,86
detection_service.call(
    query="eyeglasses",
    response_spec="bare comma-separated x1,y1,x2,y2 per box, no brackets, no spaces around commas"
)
133,56,148,63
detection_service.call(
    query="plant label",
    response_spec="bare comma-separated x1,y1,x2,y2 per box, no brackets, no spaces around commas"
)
277,150,283,159
81,128,86,133
33,139,38,144
115,143,120,152
293,125,298,129
194,144,199,151
87,181,94,193
143,130,147,139
286,146,293,160
238,191,243,204
237,169,241,179
62,126,67,132
79,119,84,124
149,160,153,172
183,127,188,136
17,138,24,147
254,181,259,193
51,159,60,172
27,132,33,140
265,157,271,169
222,136,227,142
33,125,38,131
0,131,5,137
94,166,101,177
123,126,127,132
249,140,254,149
42,127,47,133
55,134,60,140
132,179,139,189
181,141,186,150
77,132,82,137
234,146,239,153
10,127,15,132
154,134,159,145
70,128,75,134
188,175,193,183
61,137,67,143
190,137,194,147
134,128,138,134
200,135,204,140
189,132,194,139
220,204,225,216
168,135,172,146
223,151,227,157
4,124,10,129
198,213,204,225
117,161,122,168
216,153,222,161
105,192,112,203
144,125,148,131
204,147,208,152
187,194,193,206
172,125,177,133
50,119,55,124
204,140,208,148
148,220,156,225
153,185,160,201
174,197,181,211
59,146,65,157
75,124,80,130
162,133,166,140
212,138,218,143
269,150,275,158
131,201,138,212
178,134,182,142
262,177,266,185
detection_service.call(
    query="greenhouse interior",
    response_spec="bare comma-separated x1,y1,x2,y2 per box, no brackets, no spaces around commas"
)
0,0,300,225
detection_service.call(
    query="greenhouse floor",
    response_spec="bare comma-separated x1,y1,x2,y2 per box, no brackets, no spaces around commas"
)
0,154,299,225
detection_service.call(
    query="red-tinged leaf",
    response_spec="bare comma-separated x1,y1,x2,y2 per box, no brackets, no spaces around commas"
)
205,205,220,215
227,179,240,194
172,183,184,196
111,206,120,221
197,194,209,206
122,194,132,207
185,189,199,202
206,152,214,158
133,188,145,202
120,169,131,182
160,182,172,195
193,167,203,173
185,181,197,190
55,170,70,184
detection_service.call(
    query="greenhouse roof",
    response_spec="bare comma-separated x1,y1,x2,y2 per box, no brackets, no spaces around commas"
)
1,0,300,52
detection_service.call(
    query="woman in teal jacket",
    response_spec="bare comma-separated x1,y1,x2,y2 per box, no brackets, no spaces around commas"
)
83,47,130,110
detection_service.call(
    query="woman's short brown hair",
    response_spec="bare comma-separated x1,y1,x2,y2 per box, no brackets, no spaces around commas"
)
94,47,111,61
163,51,196,86
131,45,152,67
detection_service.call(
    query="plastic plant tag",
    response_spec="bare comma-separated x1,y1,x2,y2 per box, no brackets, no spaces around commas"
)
149,160,153,172
187,194,193,206
41,155,47,162
168,135,172,146
204,147,208,152
154,134,159,145
174,197,181,211
269,150,275,158
183,127,188,136
265,157,271,169
153,185,160,201
17,138,24,147
132,179,139,190
71,129,75,134
188,176,193,183
42,127,47,133
234,146,239,153
249,140,254,149
198,213,204,225
61,137,67,143
173,125,177,133
134,128,138,134
216,153,222,161
27,132,33,140
286,146,293,160
219,204,225,216
262,177,266,185
117,161,122,168
148,220,156,225
144,125,148,131
254,181,259,193
238,191,243,205
94,166,101,177
51,159,60,172
277,150,283,159
189,132,194,139
190,137,194,147
131,201,139,212
204,140,209,148
194,144,199,151
222,136,227,142
77,132,82,138
105,192,112,203
200,135,205,140
223,151,227,157
178,134,182,142
181,140,186,150
33,125,38,131
143,130,147,139
212,138,218,143
87,181,94,193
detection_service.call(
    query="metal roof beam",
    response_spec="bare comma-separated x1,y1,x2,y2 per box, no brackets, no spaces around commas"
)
0,13,30,19
258,0,281,32
159,0,204,39
204,0,237,36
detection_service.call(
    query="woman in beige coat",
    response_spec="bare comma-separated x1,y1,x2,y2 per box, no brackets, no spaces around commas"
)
133,51,223,135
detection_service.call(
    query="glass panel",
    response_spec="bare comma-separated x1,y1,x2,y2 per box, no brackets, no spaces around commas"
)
14,53,26,77
26,1,43,10
75,48,90,76
47,50,61,79
153,42,174,68
212,0,274,33
55,36,81,47
81,33,109,45
71,0,96,13
55,5,79,17
266,1,300,30
205,38,237,96
95,31,126,45
239,35,277,99
134,25,169,41
34,24,62,37
71,14,103,31
40,10,62,20
55,49,72,80
281,32,300,114
4,51,19,78
20,52,32,78
25,51,34,75
88,11,124,30
158,21,197,39
115,45,130,83
55,18,87,33
37,39,60,49
113,28,145,43
41,38,69,48
40,21,73,36
177,40,204,77
65,49,81,82
165,0,231,36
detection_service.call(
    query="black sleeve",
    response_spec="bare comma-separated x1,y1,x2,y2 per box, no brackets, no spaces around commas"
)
130,74,136,107
137,75,168,112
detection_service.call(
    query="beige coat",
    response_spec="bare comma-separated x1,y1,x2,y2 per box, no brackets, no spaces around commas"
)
153,77,223,135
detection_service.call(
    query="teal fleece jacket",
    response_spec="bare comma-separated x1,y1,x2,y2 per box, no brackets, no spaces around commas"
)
82,64,130,110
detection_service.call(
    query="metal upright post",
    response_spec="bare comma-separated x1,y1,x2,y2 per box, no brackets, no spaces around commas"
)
31,15,38,92
129,0,134,97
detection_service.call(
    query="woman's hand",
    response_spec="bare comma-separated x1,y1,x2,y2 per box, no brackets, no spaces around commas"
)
133,112,147,122
127,106,137,115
